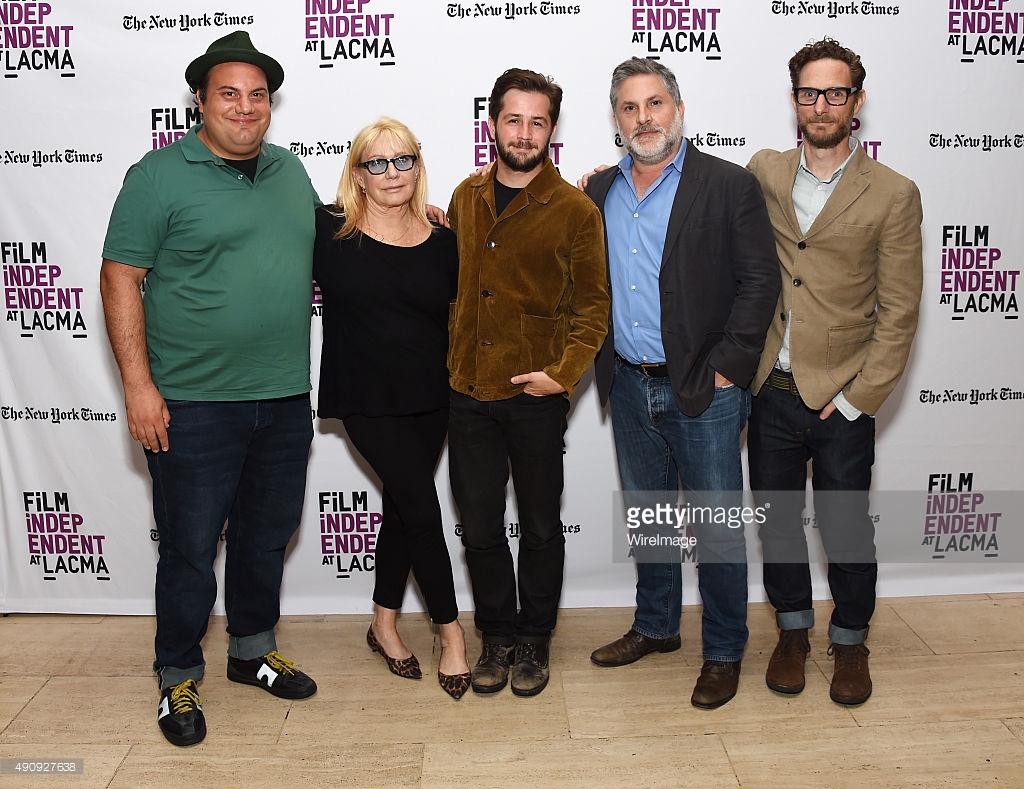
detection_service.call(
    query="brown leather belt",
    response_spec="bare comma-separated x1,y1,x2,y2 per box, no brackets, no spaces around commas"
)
616,353,669,378
766,367,800,396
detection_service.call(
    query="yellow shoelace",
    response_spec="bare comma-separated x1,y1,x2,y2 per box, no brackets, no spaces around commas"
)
263,651,298,675
170,680,201,713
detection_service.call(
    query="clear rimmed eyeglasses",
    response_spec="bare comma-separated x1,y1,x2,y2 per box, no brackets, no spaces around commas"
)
793,87,860,106
358,155,418,175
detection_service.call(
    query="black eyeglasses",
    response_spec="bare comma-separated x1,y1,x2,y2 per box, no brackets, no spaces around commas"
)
793,87,860,106
358,155,418,175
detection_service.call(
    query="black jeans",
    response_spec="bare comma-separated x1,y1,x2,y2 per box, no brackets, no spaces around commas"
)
748,384,877,644
448,390,569,643
343,409,458,625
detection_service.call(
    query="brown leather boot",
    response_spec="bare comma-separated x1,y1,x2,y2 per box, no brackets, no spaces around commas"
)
766,628,810,694
828,643,871,705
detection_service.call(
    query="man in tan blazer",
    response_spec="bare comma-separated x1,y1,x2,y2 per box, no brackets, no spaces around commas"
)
746,38,923,706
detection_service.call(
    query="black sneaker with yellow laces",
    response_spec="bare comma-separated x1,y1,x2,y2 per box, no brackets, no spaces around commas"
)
226,650,317,699
158,679,206,747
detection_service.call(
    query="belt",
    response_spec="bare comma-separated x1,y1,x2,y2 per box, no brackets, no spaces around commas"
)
766,367,800,396
616,353,669,378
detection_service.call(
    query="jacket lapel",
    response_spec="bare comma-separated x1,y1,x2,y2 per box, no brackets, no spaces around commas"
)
804,145,870,239
662,141,701,267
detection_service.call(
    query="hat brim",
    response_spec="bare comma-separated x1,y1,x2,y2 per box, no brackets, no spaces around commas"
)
185,49,284,93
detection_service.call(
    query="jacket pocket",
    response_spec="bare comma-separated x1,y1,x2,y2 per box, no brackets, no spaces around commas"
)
519,314,559,373
825,320,874,388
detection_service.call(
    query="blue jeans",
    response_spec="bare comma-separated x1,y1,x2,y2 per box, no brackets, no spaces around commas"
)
448,390,569,643
748,383,876,646
147,395,313,689
610,357,749,662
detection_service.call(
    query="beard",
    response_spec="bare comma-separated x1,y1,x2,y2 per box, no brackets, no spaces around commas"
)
496,139,547,173
624,112,684,165
799,113,853,150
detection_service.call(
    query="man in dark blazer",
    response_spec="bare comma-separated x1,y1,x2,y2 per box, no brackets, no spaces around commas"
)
584,57,780,709
747,38,923,706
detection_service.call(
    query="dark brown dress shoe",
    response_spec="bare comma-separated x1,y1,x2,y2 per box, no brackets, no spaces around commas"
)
510,641,550,697
766,628,810,694
590,630,681,667
691,660,741,709
828,643,871,705
471,643,512,694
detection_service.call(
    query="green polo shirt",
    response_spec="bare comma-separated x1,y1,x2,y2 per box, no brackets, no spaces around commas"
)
103,126,319,400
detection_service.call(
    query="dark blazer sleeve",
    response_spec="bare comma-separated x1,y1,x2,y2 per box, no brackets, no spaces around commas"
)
584,167,618,407
659,147,781,416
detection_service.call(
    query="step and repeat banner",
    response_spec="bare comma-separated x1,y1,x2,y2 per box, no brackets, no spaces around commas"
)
2,1,1023,615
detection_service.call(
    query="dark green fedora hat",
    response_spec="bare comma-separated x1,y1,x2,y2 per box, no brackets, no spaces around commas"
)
185,30,284,92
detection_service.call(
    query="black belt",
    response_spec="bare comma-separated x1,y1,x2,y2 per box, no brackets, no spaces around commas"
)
766,367,800,396
616,354,669,378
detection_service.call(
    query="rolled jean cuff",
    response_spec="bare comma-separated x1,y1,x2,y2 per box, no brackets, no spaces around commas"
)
156,663,204,691
228,630,277,661
828,622,867,646
703,653,743,663
776,610,814,631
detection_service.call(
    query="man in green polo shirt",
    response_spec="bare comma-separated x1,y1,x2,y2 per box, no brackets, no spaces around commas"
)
100,31,320,747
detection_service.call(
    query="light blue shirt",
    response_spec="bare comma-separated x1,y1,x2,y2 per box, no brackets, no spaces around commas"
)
606,140,688,364
778,137,861,419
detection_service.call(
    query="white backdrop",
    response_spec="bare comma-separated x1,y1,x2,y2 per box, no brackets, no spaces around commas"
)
2,0,1022,616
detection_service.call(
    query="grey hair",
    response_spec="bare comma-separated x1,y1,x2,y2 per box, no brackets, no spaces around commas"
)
609,57,681,109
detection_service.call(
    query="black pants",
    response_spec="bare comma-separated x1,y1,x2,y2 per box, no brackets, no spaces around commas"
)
343,409,458,624
448,390,569,643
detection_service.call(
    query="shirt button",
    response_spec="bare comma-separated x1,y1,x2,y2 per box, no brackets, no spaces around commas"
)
631,285,637,290
633,321,639,327
633,213,639,218
632,248,638,254
238,174,244,180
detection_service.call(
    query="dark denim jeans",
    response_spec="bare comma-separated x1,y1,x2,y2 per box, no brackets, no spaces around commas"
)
448,390,569,644
147,395,313,689
748,384,877,645
610,358,750,662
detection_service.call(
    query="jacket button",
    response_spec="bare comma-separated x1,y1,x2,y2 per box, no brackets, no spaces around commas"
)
797,241,807,250
481,341,493,346
780,312,786,321
793,278,802,286
486,240,496,249
482,290,492,297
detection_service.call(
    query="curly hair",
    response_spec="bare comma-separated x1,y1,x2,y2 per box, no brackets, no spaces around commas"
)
788,38,866,90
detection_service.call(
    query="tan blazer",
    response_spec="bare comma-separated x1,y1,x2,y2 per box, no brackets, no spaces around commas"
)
748,145,923,414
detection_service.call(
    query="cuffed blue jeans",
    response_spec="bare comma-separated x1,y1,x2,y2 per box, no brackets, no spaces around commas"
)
610,358,750,662
748,384,877,646
147,395,313,689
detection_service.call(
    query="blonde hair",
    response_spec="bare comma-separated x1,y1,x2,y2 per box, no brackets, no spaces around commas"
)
333,117,429,240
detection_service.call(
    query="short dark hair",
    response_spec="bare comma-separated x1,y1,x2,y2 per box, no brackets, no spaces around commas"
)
788,38,866,91
488,68,563,125
609,56,681,109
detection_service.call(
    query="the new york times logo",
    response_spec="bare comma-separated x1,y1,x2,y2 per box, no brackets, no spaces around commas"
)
319,490,381,579
1,1,75,78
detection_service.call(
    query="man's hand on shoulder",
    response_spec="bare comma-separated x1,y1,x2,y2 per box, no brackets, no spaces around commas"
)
576,164,611,191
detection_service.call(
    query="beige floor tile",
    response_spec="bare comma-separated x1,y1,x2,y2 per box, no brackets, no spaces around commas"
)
105,742,423,788
723,719,1024,788
280,668,570,746
0,744,130,789
889,596,1024,654
0,677,47,730
421,735,740,789
562,663,856,739
0,615,153,677
842,651,1024,725
1004,717,1024,742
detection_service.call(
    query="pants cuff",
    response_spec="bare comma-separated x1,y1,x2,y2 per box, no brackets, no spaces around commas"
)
228,630,277,661
156,664,204,691
828,622,868,646
776,609,814,630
